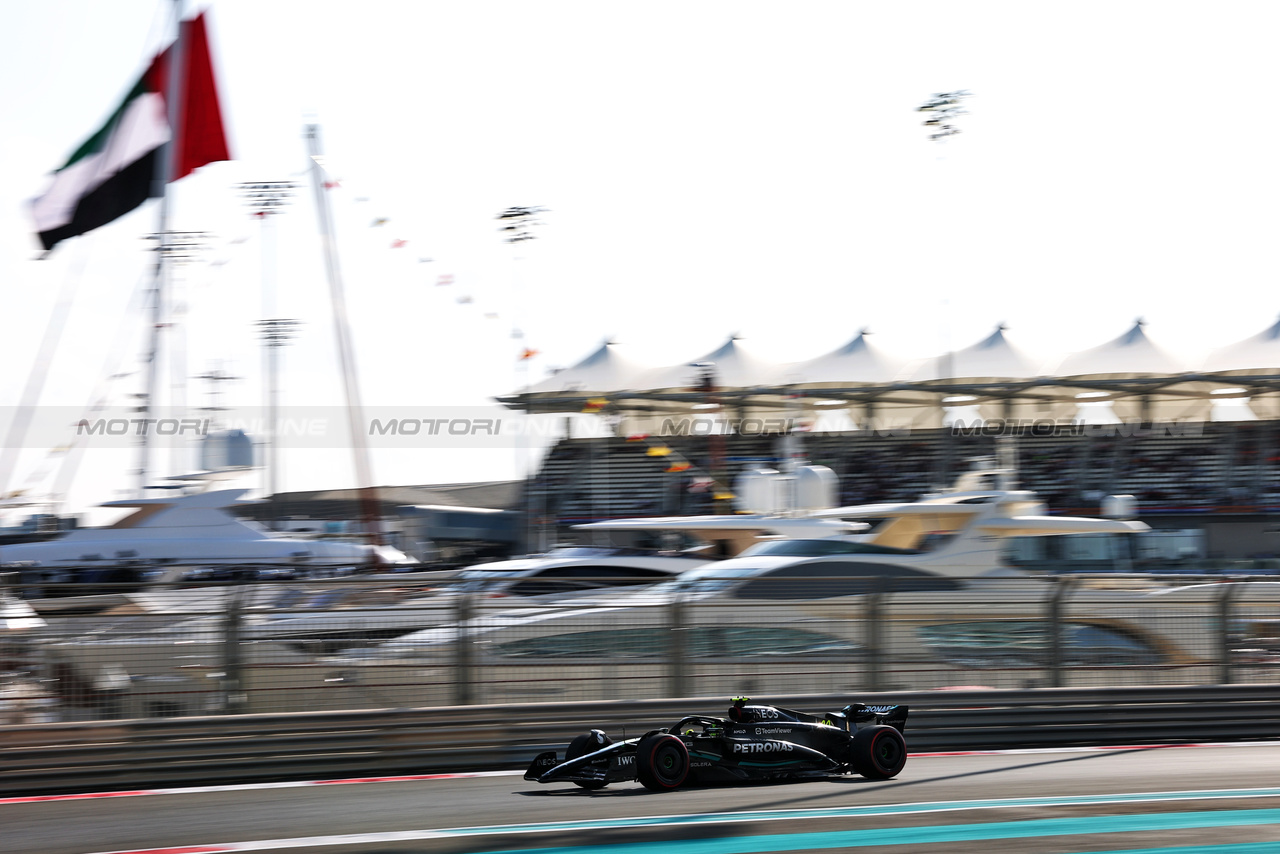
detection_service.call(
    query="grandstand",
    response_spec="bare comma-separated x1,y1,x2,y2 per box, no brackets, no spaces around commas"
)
527,424,1280,559
507,320,1280,561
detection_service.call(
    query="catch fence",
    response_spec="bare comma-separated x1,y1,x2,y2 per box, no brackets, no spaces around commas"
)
4,573,1280,723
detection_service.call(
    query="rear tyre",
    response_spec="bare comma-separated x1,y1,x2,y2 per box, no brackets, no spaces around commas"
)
850,725,907,779
566,731,612,790
636,733,689,792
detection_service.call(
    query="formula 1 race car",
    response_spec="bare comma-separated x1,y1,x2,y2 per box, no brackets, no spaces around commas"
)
525,697,908,792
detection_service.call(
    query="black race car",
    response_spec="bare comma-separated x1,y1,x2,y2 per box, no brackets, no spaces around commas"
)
525,697,908,792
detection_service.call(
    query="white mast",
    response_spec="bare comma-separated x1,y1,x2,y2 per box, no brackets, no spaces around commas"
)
135,0,187,498
304,124,384,547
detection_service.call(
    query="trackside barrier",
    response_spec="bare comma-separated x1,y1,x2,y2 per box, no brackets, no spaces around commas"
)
13,574,1280,721
1,684,1279,796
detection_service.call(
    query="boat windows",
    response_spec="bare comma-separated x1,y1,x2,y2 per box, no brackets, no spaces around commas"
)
738,539,922,558
917,621,1162,667
732,562,961,600
492,626,859,659
542,547,623,558
506,565,672,598
456,565,676,598
268,588,309,610
666,563,770,595
915,532,957,552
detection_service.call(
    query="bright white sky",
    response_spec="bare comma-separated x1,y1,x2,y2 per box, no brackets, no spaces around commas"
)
2,0,1279,521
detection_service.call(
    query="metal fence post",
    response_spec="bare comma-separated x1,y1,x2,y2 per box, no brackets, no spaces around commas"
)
454,594,474,706
668,595,687,699
222,588,246,714
1216,581,1241,685
864,581,884,693
1046,576,1074,689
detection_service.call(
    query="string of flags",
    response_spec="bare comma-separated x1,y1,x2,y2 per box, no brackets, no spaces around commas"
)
357,200,536,356
213,175,537,364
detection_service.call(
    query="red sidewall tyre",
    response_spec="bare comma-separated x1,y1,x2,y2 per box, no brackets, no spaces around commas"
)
637,734,689,791
851,725,907,779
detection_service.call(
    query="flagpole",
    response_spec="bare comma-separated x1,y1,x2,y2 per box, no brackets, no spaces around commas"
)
135,0,187,499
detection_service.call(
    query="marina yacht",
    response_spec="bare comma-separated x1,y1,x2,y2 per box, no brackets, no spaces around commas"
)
3,484,415,614
0,487,411,572
37,460,1190,715
36,471,865,647
320,462,1174,705
576,460,1148,581
457,509,868,597
34,467,875,715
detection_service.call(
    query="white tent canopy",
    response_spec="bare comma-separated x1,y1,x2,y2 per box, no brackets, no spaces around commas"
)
907,325,1043,382
1202,316,1280,374
1053,319,1186,378
787,330,907,385
636,335,783,391
500,319,1280,426
522,339,649,396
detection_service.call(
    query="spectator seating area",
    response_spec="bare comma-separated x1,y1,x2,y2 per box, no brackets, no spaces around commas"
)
528,422,1280,528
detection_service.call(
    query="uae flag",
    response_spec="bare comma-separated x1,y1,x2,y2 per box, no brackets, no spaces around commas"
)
31,12,230,252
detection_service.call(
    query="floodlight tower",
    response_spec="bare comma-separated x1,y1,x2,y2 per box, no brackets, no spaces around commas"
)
239,181,299,523
496,205,547,391
917,91,972,481
917,89,970,141
139,230,211,493
917,89,972,375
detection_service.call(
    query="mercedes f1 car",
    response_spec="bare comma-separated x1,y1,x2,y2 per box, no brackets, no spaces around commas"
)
525,697,908,792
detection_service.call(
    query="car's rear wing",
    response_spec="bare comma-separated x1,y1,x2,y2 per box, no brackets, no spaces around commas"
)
841,703,908,733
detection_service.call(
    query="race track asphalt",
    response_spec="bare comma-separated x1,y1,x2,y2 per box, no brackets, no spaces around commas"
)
6,743,1280,854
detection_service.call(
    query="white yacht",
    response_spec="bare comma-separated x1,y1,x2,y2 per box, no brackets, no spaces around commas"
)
320,464,1169,705
36,459,1178,715
3,486,417,617
577,462,1147,580
0,488,411,572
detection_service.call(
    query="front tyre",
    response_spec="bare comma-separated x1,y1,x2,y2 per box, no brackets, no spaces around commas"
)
636,733,689,791
566,731,613,790
850,725,907,779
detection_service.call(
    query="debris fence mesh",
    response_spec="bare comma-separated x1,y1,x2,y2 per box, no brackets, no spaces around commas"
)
4,574,1277,723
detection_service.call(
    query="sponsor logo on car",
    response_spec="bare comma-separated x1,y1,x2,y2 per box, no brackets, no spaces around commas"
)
755,728,793,735
614,755,634,766
731,741,794,754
